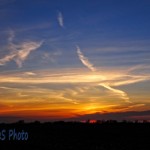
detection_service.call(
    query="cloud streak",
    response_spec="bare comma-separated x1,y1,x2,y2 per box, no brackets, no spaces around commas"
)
57,11,64,28
0,32,43,68
15,41,43,68
0,52,16,65
76,45,131,101
100,83,130,102
76,45,96,72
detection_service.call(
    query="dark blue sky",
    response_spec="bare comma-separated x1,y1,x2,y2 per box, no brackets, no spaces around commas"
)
1,0,150,68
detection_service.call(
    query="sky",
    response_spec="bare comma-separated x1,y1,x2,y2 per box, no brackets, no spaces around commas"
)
0,0,150,122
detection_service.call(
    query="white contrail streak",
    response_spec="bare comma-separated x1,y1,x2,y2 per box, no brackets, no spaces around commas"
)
100,83,130,102
76,45,96,72
76,45,129,101
57,11,64,28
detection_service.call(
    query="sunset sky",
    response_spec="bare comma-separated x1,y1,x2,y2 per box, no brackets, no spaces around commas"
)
0,0,150,122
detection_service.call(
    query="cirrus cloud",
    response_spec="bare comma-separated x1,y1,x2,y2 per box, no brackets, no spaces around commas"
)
57,11,64,28
76,45,96,72
0,31,43,68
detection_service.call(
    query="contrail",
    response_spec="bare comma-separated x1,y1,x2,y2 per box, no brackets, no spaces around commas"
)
76,45,96,72
100,83,130,103
57,11,64,28
76,45,130,101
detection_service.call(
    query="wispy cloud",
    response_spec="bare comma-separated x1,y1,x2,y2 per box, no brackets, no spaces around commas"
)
24,72,36,76
57,11,64,28
76,45,131,101
15,41,43,68
76,45,96,72
0,68,149,115
0,52,16,65
0,31,43,68
42,51,62,63
100,83,130,102
0,41,42,68
0,86,18,90
0,69,149,85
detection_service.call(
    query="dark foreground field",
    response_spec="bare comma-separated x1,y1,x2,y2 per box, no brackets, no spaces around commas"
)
0,121,150,150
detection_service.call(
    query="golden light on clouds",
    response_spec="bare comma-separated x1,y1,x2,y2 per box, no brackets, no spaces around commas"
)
0,66,149,119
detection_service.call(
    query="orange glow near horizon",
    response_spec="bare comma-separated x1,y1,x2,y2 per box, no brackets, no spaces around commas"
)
0,68,149,120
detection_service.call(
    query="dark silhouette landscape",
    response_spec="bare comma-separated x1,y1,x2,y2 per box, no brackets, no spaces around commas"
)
0,120,150,150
